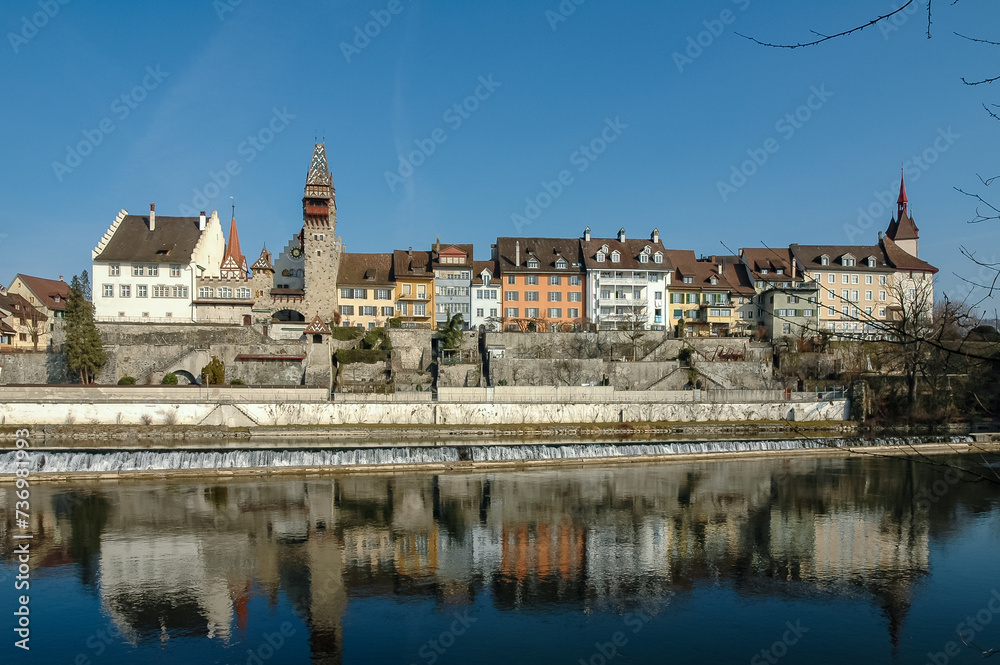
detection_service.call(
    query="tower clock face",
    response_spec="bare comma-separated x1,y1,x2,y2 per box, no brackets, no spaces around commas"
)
289,247,303,261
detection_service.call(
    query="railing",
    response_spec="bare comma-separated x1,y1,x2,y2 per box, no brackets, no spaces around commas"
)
0,385,330,403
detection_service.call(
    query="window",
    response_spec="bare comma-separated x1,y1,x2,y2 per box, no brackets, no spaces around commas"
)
507,275,516,285
783,323,791,334
103,284,114,298
505,291,519,301
109,264,120,276
548,292,562,302
828,274,835,284
879,307,886,317
526,275,539,285
382,306,394,317
841,305,849,316
548,308,562,318
569,275,582,286
653,252,663,264
841,289,849,301
353,289,367,299
199,287,213,299
397,302,408,315
867,257,877,267
610,251,621,263
683,277,693,284
132,264,144,276
865,290,873,301
639,254,648,263
526,308,540,318
339,305,354,315
670,293,683,304
851,274,859,284
361,306,376,316
152,285,168,298
851,290,859,302
402,283,412,295
149,265,159,277
555,259,567,270
909,288,917,301
170,265,181,278
673,309,683,318
802,309,814,317
548,275,561,285
828,306,835,315
375,289,391,300
865,306,873,317
820,255,829,266
505,307,519,318
476,308,484,318
569,292,582,302
879,290,886,301
490,308,498,317
842,274,849,284
596,253,606,263
414,303,426,316
137,285,147,298
341,288,353,299
527,258,540,269
879,275,887,285
843,257,855,267
525,291,539,301
218,287,232,299
237,288,251,299
814,273,822,283
865,275,873,285
120,285,130,298
416,286,426,298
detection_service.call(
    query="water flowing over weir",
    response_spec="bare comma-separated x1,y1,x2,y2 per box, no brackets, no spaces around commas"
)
0,436,975,474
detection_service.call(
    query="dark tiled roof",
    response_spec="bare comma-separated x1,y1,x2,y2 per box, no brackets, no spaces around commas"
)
886,211,919,241
472,260,498,285
739,247,799,278
94,215,205,263
0,292,46,322
790,244,893,272
581,237,671,271
496,237,585,273
14,274,69,312
881,237,938,273
338,253,394,286
392,249,434,278
664,250,753,294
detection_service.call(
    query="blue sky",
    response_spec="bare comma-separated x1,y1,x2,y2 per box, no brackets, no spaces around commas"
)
1,0,998,306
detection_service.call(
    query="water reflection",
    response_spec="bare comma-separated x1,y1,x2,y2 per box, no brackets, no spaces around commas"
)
1,455,998,663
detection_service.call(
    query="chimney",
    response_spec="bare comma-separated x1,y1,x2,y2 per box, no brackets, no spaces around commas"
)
791,259,797,281
878,230,883,240
652,228,659,244
199,211,206,231
491,243,497,260
584,226,591,242
515,240,520,267
149,203,156,231
618,227,626,242
408,246,413,257
58,275,63,281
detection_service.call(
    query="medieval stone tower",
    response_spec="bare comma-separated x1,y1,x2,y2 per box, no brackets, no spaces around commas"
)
301,143,342,321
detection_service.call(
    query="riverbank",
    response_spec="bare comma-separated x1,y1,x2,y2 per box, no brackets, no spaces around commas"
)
2,435,995,483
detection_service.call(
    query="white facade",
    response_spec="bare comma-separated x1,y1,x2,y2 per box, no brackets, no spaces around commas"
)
471,269,502,331
92,209,225,322
588,267,670,330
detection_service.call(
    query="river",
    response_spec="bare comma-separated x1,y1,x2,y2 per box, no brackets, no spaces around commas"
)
2,450,999,664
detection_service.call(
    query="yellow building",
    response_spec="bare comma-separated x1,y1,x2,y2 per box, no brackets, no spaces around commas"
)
663,250,755,337
336,253,396,330
391,249,435,329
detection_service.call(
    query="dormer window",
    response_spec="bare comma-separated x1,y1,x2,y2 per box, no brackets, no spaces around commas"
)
639,254,649,263
841,254,856,267
601,244,610,254
653,252,663,264
867,256,877,267
683,277,693,284
596,252,606,263
527,258,540,269
776,268,784,275
611,250,620,263
820,255,830,266
710,277,718,285
555,258,568,270
761,269,769,274
642,246,651,255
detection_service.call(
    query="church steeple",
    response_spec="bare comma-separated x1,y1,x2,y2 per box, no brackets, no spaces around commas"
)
303,143,335,229
897,169,908,220
220,216,248,279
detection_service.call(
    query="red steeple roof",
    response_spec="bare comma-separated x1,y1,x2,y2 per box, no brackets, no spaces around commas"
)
897,169,908,218
221,217,247,277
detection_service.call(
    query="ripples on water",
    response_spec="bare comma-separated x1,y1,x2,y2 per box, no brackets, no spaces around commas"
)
1,452,999,664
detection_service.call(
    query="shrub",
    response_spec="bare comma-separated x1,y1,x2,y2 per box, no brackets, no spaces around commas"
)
162,373,178,385
388,318,402,329
117,376,136,385
230,378,245,385
200,356,226,385
330,326,363,341
335,348,390,365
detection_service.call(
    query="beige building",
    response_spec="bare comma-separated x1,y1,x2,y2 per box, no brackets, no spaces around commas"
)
336,253,395,329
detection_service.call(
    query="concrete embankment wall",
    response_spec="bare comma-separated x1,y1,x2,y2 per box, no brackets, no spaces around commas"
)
0,397,848,427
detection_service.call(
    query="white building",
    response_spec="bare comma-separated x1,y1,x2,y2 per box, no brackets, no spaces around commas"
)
470,261,502,331
92,205,225,322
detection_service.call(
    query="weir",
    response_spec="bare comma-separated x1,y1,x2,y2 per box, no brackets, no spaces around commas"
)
0,436,974,475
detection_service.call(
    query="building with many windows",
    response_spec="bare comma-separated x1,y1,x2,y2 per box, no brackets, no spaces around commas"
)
581,227,671,330
431,242,474,328
0,286,47,350
392,249,435,328
664,250,754,337
495,237,586,332
336,253,395,329
471,260,501,331
6,274,69,348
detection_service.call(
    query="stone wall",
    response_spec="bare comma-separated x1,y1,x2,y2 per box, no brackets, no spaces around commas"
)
0,353,69,384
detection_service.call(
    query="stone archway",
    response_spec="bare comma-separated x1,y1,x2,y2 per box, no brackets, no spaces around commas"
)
173,369,199,385
273,309,306,322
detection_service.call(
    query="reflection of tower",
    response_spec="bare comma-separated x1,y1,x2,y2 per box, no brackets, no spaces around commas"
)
302,143,342,321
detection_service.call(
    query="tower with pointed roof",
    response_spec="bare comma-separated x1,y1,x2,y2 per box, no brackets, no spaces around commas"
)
301,143,342,321
885,171,920,257
220,217,249,280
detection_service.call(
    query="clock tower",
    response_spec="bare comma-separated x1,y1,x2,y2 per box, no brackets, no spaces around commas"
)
301,143,342,321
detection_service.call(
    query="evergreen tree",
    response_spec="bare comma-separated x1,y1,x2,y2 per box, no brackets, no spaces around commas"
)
64,272,106,384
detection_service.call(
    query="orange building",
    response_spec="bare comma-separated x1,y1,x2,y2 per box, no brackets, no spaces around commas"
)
495,237,586,331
